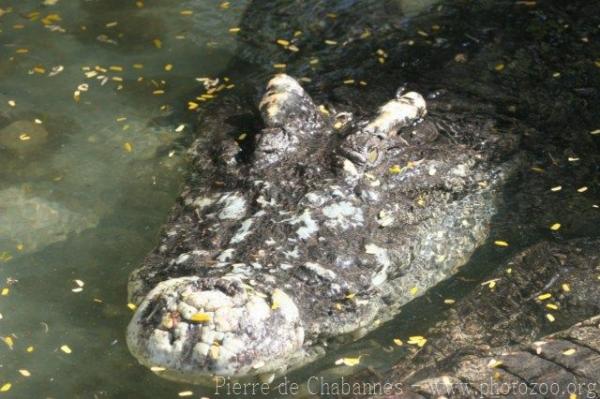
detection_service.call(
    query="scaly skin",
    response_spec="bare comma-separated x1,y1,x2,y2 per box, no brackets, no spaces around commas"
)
344,238,600,399
126,74,521,382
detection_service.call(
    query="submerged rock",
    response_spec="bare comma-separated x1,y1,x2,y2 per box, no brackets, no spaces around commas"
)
0,187,98,256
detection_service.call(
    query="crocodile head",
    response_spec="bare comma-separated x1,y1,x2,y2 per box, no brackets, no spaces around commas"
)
126,74,520,382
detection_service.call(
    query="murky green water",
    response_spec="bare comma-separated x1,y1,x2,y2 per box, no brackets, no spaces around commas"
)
1,0,599,398
0,0,248,397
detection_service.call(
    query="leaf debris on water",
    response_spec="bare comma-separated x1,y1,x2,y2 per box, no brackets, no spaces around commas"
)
2,336,14,350
550,223,561,231
60,344,72,354
407,336,427,347
189,313,212,323
546,313,555,322
577,186,588,193
563,348,576,356
335,356,361,367
0,383,11,393
178,391,193,397
18,369,31,377
481,278,500,289
537,293,552,301
494,240,509,247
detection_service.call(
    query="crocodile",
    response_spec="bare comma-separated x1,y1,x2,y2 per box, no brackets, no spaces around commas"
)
343,238,600,399
126,73,522,382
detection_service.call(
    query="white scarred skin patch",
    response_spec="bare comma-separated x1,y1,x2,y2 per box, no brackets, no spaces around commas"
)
290,209,319,240
126,276,304,379
322,201,364,230
304,262,337,281
230,219,254,244
365,244,391,286
218,193,247,220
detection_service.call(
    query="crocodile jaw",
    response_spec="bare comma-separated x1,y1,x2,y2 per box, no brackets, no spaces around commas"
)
126,276,305,380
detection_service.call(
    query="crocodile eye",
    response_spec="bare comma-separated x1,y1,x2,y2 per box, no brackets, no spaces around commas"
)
333,112,353,131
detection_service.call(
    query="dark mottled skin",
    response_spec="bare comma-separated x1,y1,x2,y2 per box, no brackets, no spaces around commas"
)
126,74,523,382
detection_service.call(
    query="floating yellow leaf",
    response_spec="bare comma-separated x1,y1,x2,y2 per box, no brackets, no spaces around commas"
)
276,39,290,46
324,40,338,45
546,303,559,310
228,27,240,33
495,63,505,71
150,366,166,372
563,348,576,356
180,10,193,16
164,64,173,72
335,356,361,366
271,289,284,310
153,38,162,49
0,383,11,392
189,313,212,323
494,240,509,247
123,142,133,153
178,391,193,397
481,278,500,288
389,165,402,174
127,303,137,311
188,101,199,110
393,338,403,346
443,298,455,304
577,186,588,193
26,346,34,353
546,313,555,322
1,288,9,296
550,185,562,192
549,223,561,231
18,369,31,377
537,293,552,301
409,287,418,296
562,283,571,293
407,336,427,347
60,344,72,354
209,344,220,359
2,337,14,350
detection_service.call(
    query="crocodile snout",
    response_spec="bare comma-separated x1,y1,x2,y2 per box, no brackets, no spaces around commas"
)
126,276,304,380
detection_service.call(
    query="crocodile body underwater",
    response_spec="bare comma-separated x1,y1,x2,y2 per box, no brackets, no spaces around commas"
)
126,74,522,382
